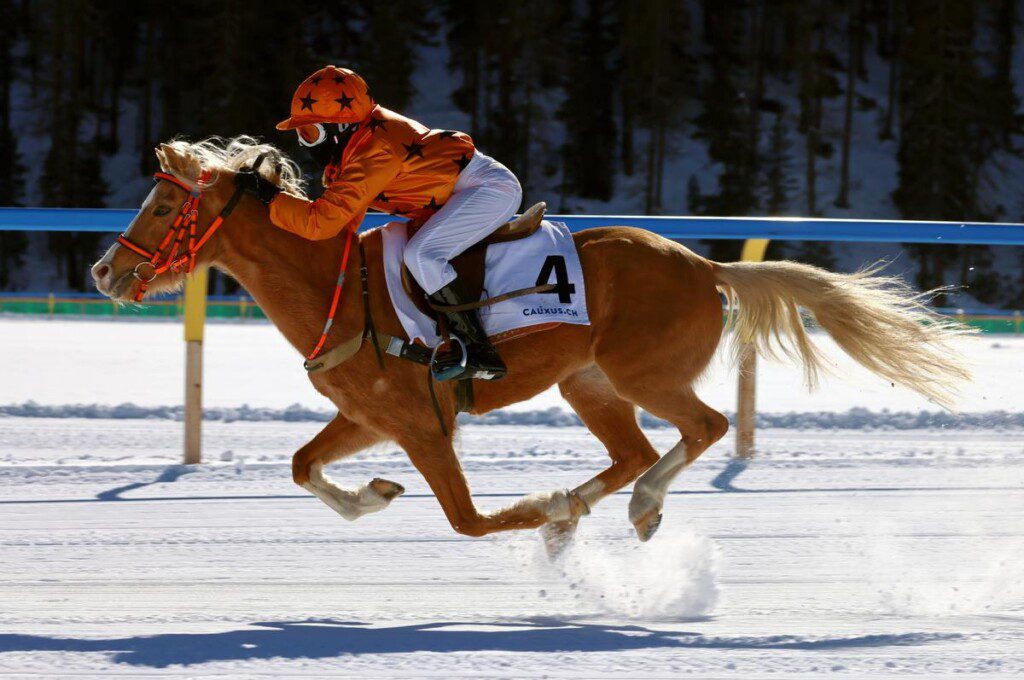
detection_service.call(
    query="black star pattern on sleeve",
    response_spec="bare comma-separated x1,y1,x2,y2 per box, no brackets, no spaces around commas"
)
439,130,457,138
332,73,346,86
402,142,426,160
424,196,445,211
454,154,471,171
310,74,322,86
299,91,317,112
367,116,387,132
375,192,389,204
335,94,354,111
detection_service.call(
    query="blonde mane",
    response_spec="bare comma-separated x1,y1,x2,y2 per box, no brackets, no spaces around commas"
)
155,135,307,198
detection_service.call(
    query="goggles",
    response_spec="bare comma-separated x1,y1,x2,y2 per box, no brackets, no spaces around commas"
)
296,122,358,147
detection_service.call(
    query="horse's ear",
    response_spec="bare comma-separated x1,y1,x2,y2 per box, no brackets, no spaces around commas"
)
154,143,172,173
155,142,200,180
155,143,187,175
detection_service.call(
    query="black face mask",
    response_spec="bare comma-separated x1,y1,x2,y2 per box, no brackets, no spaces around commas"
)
302,123,359,171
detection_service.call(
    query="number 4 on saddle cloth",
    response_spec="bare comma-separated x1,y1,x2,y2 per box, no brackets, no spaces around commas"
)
381,203,591,351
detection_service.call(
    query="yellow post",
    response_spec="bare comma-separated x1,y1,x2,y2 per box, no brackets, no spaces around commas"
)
735,238,770,459
183,268,209,465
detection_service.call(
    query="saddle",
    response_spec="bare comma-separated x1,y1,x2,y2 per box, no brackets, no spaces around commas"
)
401,201,547,319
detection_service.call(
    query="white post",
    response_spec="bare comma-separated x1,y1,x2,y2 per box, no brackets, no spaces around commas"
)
182,269,209,465
735,239,769,459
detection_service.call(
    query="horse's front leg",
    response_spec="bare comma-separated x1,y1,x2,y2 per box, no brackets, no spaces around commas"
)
400,433,588,537
293,414,404,521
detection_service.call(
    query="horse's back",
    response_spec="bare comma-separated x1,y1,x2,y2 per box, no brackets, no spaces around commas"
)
571,226,721,332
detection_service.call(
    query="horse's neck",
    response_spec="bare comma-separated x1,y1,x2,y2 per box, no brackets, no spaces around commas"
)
212,203,365,356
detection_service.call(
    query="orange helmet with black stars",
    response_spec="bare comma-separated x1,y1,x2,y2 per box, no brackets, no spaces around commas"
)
276,66,376,131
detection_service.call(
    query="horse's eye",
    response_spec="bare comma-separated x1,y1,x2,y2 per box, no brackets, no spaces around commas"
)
153,205,172,217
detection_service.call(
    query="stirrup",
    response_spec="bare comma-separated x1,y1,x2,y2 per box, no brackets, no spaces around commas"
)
430,335,468,382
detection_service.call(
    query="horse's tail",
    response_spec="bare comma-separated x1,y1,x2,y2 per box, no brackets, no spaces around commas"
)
711,259,973,410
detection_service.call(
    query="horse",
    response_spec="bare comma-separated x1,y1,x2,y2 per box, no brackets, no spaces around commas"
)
91,136,970,547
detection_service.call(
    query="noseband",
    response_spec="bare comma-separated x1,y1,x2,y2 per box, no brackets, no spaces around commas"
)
116,156,262,301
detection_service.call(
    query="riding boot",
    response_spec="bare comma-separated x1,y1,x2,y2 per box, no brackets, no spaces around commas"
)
429,279,507,381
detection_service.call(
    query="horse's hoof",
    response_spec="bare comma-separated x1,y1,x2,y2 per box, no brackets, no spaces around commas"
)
629,487,663,542
632,510,663,542
567,490,591,520
369,478,405,501
540,519,579,560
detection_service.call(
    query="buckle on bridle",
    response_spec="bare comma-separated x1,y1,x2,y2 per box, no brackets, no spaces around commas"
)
132,261,157,283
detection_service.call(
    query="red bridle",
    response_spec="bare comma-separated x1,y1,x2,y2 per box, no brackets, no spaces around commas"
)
117,168,247,302
115,155,355,365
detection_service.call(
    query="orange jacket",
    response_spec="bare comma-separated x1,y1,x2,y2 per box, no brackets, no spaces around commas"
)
270,105,475,240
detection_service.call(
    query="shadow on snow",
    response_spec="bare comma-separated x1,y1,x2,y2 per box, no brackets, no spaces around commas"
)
0,619,960,667
94,465,196,501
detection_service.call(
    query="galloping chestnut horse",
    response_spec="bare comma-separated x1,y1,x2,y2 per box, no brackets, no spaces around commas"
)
92,137,969,545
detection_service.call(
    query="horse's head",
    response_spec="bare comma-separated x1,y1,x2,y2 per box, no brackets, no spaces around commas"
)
91,137,304,301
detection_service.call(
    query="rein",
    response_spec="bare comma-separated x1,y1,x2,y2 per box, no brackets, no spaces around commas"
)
119,153,465,434
302,238,472,436
116,157,261,302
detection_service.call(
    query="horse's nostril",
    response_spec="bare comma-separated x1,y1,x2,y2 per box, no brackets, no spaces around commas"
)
91,262,111,284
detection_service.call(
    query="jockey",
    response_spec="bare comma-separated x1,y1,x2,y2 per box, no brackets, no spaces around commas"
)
238,65,521,381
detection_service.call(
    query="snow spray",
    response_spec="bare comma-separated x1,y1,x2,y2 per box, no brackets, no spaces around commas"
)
507,528,720,620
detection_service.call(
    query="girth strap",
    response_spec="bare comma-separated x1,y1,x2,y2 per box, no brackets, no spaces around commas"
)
301,241,476,424
428,283,557,313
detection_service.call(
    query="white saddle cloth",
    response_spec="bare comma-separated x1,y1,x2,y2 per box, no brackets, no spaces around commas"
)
380,219,590,347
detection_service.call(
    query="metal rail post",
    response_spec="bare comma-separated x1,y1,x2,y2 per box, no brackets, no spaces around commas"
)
735,238,770,459
182,269,209,464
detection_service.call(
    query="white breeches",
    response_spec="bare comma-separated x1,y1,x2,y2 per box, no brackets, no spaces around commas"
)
403,151,522,295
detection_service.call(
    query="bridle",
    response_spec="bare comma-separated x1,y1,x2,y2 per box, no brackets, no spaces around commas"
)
116,156,262,302
112,153,459,431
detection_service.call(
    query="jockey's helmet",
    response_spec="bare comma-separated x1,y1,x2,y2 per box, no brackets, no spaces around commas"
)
276,66,375,132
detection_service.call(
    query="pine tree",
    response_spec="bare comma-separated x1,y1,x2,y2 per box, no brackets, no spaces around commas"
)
877,0,903,140
621,0,693,214
443,0,487,136
764,110,795,215
796,1,842,216
987,0,1019,149
343,0,439,111
37,0,109,291
835,0,863,208
444,0,567,201
693,1,757,261
558,0,618,202
764,107,835,268
694,2,760,217
893,0,995,302
0,0,27,289
687,175,703,214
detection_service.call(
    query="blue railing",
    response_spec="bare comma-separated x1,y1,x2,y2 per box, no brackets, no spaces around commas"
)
3,206,1024,245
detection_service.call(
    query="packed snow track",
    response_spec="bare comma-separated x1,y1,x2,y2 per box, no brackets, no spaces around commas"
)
1,419,1022,677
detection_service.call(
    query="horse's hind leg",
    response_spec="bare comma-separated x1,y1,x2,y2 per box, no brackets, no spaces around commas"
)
293,414,405,521
539,367,661,553
614,386,728,541
560,367,661,507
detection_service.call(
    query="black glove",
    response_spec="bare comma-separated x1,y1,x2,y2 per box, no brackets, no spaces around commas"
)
235,169,281,205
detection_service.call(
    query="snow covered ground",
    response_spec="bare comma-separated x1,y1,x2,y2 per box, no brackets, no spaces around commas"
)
1,318,1023,677
2,317,1023,415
